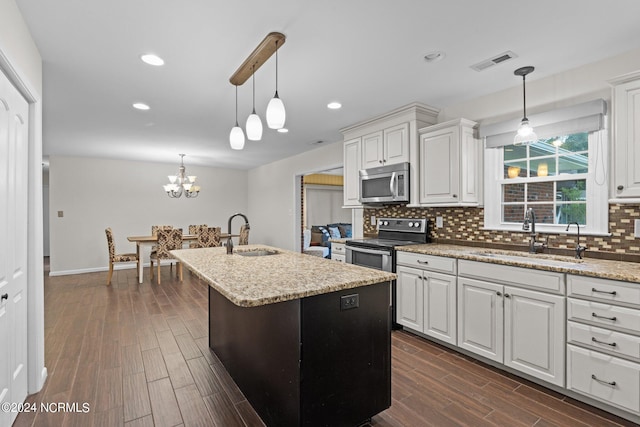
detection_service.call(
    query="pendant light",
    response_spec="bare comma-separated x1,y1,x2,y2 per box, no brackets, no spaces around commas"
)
229,85,245,150
246,65,263,141
266,40,286,129
513,66,538,145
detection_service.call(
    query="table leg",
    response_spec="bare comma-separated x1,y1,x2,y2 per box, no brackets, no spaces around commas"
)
137,242,144,284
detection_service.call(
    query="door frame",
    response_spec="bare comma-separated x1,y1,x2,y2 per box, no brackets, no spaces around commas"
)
0,48,47,394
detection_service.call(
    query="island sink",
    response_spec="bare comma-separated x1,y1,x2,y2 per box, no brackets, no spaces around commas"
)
234,249,279,257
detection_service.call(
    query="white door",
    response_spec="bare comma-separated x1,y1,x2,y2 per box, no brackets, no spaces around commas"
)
396,266,423,332
504,286,565,387
0,68,30,427
424,271,457,345
457,277,503,363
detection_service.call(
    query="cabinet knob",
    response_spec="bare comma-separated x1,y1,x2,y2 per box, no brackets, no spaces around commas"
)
496,291,502,297
379,160,383,164
452,194,458,198
504,293,511,298
617,185,624,191
1,293,7,301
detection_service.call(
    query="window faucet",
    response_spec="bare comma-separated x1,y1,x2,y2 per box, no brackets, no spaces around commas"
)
227,213,250,254
566,222,587,259
523,208,547,253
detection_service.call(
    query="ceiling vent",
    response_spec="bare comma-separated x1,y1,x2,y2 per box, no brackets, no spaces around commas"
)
470,51,518,72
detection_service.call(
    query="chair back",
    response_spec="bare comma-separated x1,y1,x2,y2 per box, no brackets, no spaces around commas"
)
239,224,250,246
105,228,115,260
155,228,183,259
198,227,221,248
189,224,207,248
152,225,173,236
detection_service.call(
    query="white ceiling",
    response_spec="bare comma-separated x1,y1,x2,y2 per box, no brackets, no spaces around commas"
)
15,0,640,169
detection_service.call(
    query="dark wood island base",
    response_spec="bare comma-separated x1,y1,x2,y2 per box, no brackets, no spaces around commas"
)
209,281,392,427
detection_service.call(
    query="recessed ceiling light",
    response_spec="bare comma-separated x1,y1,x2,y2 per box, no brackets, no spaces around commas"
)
277,128,289,133
140,54,165,66
424,51,446,63
132,103,150,110
327,102,342,110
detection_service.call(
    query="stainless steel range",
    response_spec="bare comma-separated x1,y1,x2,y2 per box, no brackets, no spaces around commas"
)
346,218,430,326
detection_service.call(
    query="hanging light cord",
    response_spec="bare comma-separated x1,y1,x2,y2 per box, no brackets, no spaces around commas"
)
251,64,256,114
275,41,279,95
234,85,239,126
521,75,527,120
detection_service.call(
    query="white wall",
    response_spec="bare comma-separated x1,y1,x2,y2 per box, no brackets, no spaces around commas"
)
247,141,344,251
439,47,640,124
0,0,46,394
49,156,248,274
305,185,351,227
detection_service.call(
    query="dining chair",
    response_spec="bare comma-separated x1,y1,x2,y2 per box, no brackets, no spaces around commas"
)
189,224,207,248
197,226,222,248
105,227,138,285
239,224,250,245
151,225,173,253
150,228,183,284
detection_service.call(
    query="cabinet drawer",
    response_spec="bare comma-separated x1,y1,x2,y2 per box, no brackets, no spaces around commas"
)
568,321,640,361
568,275,640,308
332,243,346,255
458,260,565,295
568,299,640,335
396,252,456,274
332,254,345,263
567,344,640,414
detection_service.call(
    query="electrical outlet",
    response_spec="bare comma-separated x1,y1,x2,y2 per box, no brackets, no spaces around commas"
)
340,294,359,311
57,211,64,218
436,216,443,228
635,219,640,238
370,215,376,225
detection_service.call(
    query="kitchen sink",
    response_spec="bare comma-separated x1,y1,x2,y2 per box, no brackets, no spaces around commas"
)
235,249,280,257
469,251,585,267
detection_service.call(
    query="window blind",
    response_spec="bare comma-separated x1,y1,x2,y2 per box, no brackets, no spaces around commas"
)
480,99,607,148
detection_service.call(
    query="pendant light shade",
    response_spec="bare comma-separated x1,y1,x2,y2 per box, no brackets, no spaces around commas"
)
266,40,286,129
513,66,537,145
246,66,263,141
229,85,245,150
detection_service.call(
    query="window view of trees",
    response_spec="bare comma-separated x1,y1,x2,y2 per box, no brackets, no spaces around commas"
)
501,133,588,225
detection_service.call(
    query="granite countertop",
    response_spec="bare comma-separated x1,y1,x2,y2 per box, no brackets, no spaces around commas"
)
171,245,396,307
398,244,640,283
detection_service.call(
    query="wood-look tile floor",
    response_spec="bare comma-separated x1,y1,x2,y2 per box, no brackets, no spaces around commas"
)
15,261,636,427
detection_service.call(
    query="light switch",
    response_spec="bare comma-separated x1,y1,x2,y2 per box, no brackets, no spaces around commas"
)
57,211,64,218
436,216,443,228
635,219,640,238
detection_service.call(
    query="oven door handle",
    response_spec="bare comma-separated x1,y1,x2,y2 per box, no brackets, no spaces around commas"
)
346,246,392,256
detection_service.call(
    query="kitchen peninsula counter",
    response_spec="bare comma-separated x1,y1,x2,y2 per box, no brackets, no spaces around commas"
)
171,244,394,427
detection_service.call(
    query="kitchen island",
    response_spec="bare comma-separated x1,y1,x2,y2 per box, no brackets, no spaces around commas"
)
171,245,396,427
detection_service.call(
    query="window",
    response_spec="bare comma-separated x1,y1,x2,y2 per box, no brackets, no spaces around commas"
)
482,100,609,235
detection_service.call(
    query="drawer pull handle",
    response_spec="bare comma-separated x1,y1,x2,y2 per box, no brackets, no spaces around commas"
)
417,260,429,265
591,312,617,322
591,374,616,387
591,288,617,296
591,337,617,347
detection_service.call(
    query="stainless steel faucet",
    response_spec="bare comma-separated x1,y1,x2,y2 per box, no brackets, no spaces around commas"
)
566,222,587,259
227,213,250,254
523,208,547,253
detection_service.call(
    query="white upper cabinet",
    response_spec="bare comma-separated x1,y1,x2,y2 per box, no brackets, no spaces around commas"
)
343,137,362,206
341,103,439,206
610,71,640,199
419,118,482,206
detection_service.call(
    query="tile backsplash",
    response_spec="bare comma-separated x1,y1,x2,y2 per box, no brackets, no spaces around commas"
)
363,204,640,261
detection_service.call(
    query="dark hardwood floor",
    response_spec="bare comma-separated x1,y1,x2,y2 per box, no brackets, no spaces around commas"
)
15,260,636,427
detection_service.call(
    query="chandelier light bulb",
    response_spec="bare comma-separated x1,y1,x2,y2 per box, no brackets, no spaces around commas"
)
246,112,263,141
230,125,245,150
266,93,286,129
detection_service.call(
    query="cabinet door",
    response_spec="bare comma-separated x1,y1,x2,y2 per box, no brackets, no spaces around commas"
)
383,123,409,165
457,277,503,363
423,271,456,345
396,266,423,332
419,126,459,204
361,131,384,169
613,78,640,198
343,138,361,206
504,286,565,387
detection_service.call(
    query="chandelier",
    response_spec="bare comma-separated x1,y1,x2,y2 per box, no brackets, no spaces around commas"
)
163,154,200,198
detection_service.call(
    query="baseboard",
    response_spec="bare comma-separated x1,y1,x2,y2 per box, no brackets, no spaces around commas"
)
49,263,137,276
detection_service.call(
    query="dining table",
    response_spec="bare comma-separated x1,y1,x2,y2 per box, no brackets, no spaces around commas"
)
127,233,238,284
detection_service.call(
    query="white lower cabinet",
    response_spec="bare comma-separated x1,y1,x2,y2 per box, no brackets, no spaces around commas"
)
396,253,457,345
457,261,565,387
567,274,640,416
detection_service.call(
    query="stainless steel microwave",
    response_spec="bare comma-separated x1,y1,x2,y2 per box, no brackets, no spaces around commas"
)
359,162,410,204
